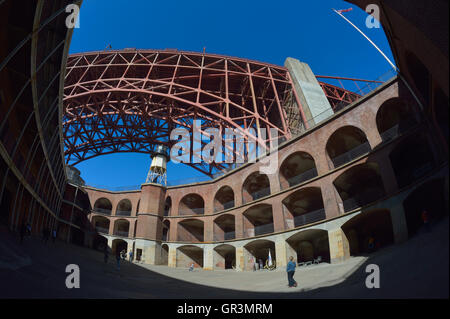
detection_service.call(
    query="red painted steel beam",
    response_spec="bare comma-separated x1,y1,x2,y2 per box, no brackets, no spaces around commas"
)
63,50,307,177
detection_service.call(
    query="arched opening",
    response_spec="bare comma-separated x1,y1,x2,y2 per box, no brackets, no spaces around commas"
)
112,239,128,255
286,229,330,264
177,219,204,242
214,244,236,269
92,215,110,234
403,179,447,237
93,234,108,251
160,244,169,265
243,204,274,237
389,134,435,188
341,209,394,255
326,126,371,168
177,245,203,268
242,172,271,203
214,186,235,212
376,98,418,142
93,198,112,215
179,194,204,215
164,197,172,216
162,220,170,241
243,239,276,271
113,219,130,237
333,162,386,212
282,187,326,229
116,199,132,216
279,152,318,189
213,214,235,241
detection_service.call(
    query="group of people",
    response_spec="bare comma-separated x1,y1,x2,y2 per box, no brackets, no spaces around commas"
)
19,222,57,244
103,247,133,270
253,258,264,271
41,227,57,244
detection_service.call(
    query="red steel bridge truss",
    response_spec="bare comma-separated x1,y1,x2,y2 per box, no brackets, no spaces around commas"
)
63,49,369,177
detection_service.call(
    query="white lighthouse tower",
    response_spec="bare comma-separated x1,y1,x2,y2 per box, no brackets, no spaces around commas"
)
145,145,170,186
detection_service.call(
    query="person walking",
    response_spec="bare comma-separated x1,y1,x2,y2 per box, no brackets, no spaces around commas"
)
26,222,31,236
115,249,121,270
286,256,297,288
128,250,133,262
52,229,57,243
189,263,195,271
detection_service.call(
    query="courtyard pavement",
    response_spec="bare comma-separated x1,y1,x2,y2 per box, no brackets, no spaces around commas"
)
0,217,448,298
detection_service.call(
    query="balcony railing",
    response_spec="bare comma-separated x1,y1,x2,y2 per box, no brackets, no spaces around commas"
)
179,207,205,215
287,167,318,187
114,230,129,237
214,200,235,212
342,188,385,212
331,142,371,168
293,208,326,227
250,223,274,236
213,231,236,242
380,118,417,142
95,226,109,234
116,210,131,216
93,207,112,215
224,231,236,240
249,187,271,201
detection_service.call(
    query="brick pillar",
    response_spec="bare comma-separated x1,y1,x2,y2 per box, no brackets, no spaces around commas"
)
268,173,281,194
234,212,244,239
321,177,343,219
169,219,178,242
272,201,285,232
204,217,214,242
108,218,114,235
129,220,136,238
168,245,177,267
204,195,214,215
171,195,180,216
314,150,329,176
328,228,350,264
203,245,214,270
235,246,245,271
365,122,383,150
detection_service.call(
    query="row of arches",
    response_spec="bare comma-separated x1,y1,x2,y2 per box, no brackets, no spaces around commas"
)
160,176,447,269
92,216,136,238
169,175,445,243
167,128,435,217
163,97,425,216
93,198,134,216
171,167,384,243
92,178,446,270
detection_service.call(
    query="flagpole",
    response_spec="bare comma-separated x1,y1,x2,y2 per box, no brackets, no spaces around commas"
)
332,8,398,71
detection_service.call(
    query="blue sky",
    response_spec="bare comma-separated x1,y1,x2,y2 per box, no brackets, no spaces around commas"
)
69,0,395,188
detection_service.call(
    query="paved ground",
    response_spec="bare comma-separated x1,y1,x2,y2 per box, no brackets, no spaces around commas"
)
0,217,448,298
